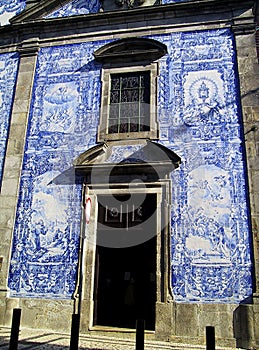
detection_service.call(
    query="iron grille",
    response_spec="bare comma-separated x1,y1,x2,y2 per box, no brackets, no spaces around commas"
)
109,71,150,134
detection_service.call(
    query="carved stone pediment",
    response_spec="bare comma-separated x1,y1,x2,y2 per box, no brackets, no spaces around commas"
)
73,140,181,183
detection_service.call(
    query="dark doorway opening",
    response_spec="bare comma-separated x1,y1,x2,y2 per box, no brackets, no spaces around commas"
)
94,193,157,330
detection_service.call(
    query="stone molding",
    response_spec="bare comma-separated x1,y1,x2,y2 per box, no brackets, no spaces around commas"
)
0,0,254,50
17,38,39,56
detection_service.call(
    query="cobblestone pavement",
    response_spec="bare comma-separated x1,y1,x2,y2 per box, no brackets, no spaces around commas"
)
0,327,242,350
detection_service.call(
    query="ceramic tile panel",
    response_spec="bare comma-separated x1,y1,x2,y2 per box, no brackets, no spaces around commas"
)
8,29,253,303
152,29,253,302
45,0,101,18
0,0,26,25
0,52,19,186
8,40,107,298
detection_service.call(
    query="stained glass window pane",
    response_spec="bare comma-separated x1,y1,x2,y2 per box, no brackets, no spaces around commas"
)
109,71,150,134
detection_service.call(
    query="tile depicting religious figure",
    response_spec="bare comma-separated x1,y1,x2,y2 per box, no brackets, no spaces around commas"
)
154,29,253,302
8,41,106,298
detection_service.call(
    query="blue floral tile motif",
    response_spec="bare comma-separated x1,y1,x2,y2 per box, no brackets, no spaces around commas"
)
151,29,253,303
0,52,19,186
0,0,26,25
45,0,100,19
8,40,107,299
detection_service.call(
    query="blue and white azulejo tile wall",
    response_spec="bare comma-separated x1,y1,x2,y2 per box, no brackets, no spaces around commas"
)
153,29,253,303
44,0,190,17
8,28,253,303
0,52,19,186
0,0,26,25
8,40,107,298
45,0,101,18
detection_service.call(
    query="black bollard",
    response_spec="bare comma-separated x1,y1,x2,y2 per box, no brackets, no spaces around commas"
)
9,308,21,350
136,319,145,350
70,313,80,350
206,326,215,350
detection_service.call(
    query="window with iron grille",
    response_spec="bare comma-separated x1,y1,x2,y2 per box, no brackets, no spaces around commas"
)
108,71,150,134
98,63,159,142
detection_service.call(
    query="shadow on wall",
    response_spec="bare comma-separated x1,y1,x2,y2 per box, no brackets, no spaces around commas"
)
233,296,256,349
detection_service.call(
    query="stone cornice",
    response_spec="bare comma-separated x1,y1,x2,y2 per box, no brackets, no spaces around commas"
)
10,0,255,24
0,0,256,50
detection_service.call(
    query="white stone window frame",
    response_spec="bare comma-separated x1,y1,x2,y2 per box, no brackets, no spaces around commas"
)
97,62,159,142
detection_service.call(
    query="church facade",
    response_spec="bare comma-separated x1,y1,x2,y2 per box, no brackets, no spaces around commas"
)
0,0,259,348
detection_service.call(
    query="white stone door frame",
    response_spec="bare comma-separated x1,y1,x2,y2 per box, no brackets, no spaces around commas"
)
79,180,172,332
